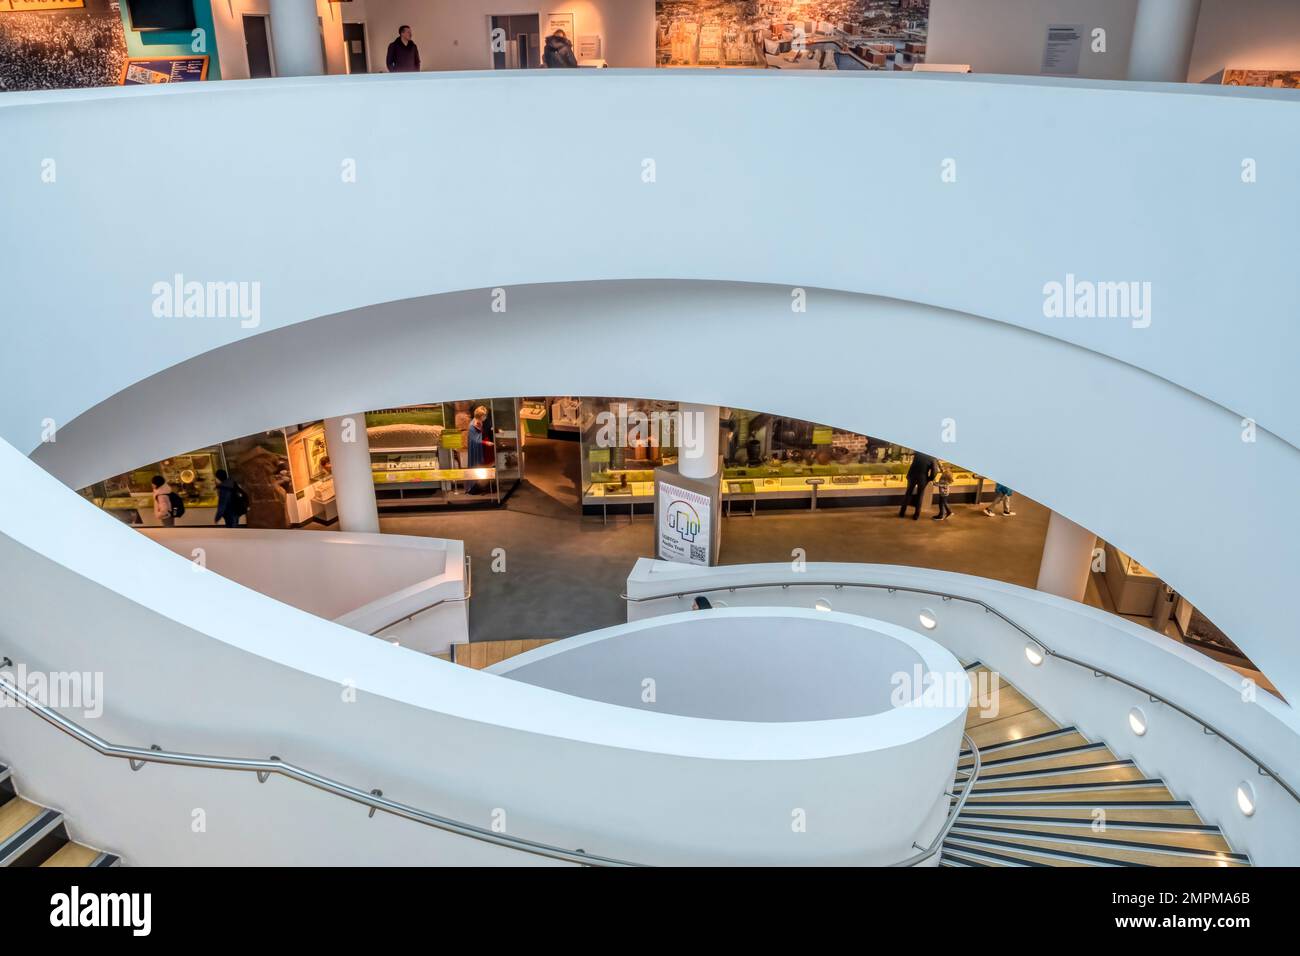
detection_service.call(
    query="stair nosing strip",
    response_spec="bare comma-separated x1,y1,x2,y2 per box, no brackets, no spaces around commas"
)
940,844,1044,867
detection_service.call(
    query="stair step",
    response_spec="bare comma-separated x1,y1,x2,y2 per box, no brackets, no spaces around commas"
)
965,686,1038,729
962,727,1085,762
939,842,1049,867
967,760,1142,789
944,833,1138,867
955,814,1232,852
957,800,1201,823
948,826,1249,866
0,798,65,867
40,843,102,867
966,709,1061,749
970,742,1113,773
965,779,1168,799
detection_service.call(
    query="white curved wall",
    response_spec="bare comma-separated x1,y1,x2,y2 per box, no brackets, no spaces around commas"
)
626,559,1300,866
0,72,1296,450
28,280,1300,707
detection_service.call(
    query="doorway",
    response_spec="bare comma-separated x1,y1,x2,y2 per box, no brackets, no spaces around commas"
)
242,15,274,79
489,14,540,70
343,22,369,74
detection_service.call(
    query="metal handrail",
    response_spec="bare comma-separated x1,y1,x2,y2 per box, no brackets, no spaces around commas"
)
0,665,636,868
892,733,980,867
622,578,1300,806
370,554,472,637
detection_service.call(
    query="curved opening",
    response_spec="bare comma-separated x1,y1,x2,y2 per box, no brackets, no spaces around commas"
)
491,610,947,723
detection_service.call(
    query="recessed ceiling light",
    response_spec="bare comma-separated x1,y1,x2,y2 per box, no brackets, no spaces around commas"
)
1025,644,1044,666
918,609,937,630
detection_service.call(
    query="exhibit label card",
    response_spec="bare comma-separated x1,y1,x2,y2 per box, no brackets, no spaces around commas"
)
1041,24,1083,76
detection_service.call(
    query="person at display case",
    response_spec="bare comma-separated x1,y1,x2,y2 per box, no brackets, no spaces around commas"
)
543,30,579,68
151,475,179,528
932,462,955,521
985,484,1017,517
898,451,936,520
386,26,420,73
468,406,493,467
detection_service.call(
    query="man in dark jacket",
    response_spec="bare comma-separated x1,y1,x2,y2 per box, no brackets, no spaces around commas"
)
543,30,579,68
213,469,244,527
386,26,420,73
898,451,936,520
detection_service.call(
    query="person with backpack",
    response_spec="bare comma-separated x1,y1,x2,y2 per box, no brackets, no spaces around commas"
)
151,474,184,527
213,469,249,527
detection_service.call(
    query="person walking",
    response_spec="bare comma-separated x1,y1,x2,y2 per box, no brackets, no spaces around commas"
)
151,475,179,527
898,451,936,520
932,461,954,520
386,25,420,73
213,469,248,527
985,483,1016,516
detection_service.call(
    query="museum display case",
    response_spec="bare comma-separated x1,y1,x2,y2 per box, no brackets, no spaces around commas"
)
580,397,681,518
367,400,521,509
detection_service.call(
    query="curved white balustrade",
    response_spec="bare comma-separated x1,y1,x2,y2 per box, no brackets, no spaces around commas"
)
2,439,965,865
625,559,1300,866
139,528,469,654
493,607,970,864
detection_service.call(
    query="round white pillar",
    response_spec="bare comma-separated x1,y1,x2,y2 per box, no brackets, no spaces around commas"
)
1127,0,1202,83
1036,511,1098,603
324,414,379,533
678,403,720,480
269,0,326,78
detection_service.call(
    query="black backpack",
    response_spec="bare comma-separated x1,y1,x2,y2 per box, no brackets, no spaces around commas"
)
230,483,250,517
167,490,186,518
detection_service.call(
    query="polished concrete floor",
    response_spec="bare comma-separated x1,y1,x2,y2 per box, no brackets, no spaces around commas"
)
380,437,1087,643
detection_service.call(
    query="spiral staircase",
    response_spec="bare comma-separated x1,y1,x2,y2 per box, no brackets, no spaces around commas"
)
942,663,1249,867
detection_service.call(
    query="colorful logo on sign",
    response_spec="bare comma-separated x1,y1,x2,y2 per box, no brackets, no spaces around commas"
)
665,499,701,542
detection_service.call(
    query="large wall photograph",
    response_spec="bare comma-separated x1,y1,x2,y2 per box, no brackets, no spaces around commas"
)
0,0,126,92
655,0,929,70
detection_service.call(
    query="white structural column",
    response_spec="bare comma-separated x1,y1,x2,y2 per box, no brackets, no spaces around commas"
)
1127,0,1203,82
324,414,380,533
1036,511,1098,603
268,0,326,77
678,403,720,480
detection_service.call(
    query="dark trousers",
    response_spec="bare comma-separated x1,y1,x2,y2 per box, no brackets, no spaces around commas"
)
899,480,927,519
936,493,952,518
221,513,239,527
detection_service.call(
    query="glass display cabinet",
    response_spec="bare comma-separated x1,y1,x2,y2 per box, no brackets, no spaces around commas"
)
367,400,521,509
